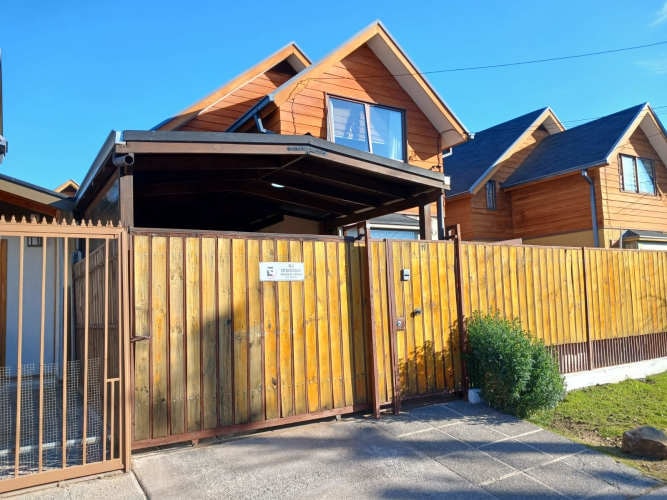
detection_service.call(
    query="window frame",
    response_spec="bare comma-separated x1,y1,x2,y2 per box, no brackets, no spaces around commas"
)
619,154,657,195
326,95,407,162
486,180,497,210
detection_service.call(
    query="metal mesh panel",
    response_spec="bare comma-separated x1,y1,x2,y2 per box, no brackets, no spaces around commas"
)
0,359,103,480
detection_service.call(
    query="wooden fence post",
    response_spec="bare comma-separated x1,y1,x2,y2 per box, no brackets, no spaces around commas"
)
446,224,469,397
581,247,594,371
363,223,381,418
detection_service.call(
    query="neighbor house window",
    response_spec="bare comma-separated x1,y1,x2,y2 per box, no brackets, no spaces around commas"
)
620,154,656,195
328,96,405,161
486,180,497,210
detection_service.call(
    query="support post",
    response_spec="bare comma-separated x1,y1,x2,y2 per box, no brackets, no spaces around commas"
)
436,193,445,240
119,171,135,228
120,229,133,471
419,203,433,240
384,241,401,414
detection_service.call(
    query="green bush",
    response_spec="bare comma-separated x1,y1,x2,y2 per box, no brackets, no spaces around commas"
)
466,312,565,417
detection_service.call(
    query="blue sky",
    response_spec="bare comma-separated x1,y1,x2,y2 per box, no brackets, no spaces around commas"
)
1,0,666,189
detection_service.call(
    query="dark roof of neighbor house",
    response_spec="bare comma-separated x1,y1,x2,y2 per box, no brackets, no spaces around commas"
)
445,108,548,197
370,213,418,227
503,103,647,189
622,229,667,240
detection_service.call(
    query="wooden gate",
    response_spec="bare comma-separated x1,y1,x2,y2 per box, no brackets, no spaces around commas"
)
368,239,463,414
130,229,371,448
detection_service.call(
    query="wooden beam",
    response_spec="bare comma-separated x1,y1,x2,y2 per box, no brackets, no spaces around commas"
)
119,174,134,227
0,189,58,217
419,202,433,240
326,190,441,230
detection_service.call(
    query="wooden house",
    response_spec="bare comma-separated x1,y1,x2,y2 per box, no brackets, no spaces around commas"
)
0,174,73,369
77,21,469,238
445,103,667,248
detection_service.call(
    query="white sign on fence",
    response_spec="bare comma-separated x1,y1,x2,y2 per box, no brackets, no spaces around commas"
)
259,262,305,282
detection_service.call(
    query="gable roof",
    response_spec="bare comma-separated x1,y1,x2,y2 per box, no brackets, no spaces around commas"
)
227,21,469,148
503,103,656,189
445,107,563,197
154,43,311,131
0,172,73,215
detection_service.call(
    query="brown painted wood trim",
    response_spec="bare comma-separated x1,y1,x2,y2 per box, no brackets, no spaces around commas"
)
0,189,59,217
0,239,6,366
131,405,364,450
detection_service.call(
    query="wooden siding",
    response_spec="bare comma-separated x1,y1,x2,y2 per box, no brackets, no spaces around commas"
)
511,171,602,240
179,67,295,132
131,233,370,445
272,45,441,169
444,197,473,240
469,128,550,241
600,126,667,237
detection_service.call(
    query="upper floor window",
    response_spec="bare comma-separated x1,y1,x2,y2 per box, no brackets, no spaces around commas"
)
620,154,656,195
328,96,405,161
486,180,497,210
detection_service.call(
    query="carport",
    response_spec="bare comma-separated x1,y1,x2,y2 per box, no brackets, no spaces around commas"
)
75,131,447,237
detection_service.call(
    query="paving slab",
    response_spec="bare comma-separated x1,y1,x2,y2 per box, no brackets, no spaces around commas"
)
7,471,145,499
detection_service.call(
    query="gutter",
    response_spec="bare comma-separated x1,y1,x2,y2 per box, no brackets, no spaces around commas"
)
75,130,119,207
581,169,600,247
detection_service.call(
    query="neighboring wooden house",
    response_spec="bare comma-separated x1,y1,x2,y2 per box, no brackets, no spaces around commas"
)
106,21,468,238
0,174,72,368
445,103,667,248
444,107,564,241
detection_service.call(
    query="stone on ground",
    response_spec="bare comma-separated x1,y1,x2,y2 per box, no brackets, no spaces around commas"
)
621,425,667,459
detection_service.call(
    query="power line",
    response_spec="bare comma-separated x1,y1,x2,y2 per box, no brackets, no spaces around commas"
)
423,40,667,74
311,40,667,81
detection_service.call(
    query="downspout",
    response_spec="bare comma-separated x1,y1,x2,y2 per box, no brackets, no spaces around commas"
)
581,169,600,248
253,113,273,134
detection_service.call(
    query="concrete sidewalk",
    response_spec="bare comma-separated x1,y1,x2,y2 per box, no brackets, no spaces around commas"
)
11,400,666,499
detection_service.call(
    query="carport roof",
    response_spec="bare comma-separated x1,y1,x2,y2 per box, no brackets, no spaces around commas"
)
77,131,446,231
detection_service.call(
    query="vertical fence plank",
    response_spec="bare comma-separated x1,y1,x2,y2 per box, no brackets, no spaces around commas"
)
289,241,307,415
276,240,293,418
185,237,201,431
217,238,233,426
314,241,331,410
260,240,278,421
201,238,218,429
133,235,150,441
245,240,263,422
150,237,168,438
327,241,344,409
231,239,248,424
167,237,185,435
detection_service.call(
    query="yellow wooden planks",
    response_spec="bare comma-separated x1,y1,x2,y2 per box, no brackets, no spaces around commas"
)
133,235,150,441
261,240,278,421
276,240,294,418
168,237,185,435
217,238,233,426
150,236,168,438
200,237,218,429
185,237,201,432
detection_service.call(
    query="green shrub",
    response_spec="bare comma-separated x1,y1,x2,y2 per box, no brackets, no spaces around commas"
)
466,312,565,417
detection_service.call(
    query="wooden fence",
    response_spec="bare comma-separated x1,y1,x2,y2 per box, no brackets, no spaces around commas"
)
458,241,667,372
128,227,667,449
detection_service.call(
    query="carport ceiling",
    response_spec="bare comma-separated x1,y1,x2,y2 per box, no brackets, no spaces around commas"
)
119,131,446,230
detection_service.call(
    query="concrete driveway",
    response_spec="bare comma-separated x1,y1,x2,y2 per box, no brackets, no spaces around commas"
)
16,400,666,499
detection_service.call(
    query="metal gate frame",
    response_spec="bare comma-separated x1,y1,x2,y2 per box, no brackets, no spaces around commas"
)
0,218,130,494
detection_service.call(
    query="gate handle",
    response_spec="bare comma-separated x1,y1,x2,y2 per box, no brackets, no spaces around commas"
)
130,335,151,343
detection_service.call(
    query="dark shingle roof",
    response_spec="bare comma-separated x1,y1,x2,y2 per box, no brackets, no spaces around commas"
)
503,103,646,189
445,108,548,197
